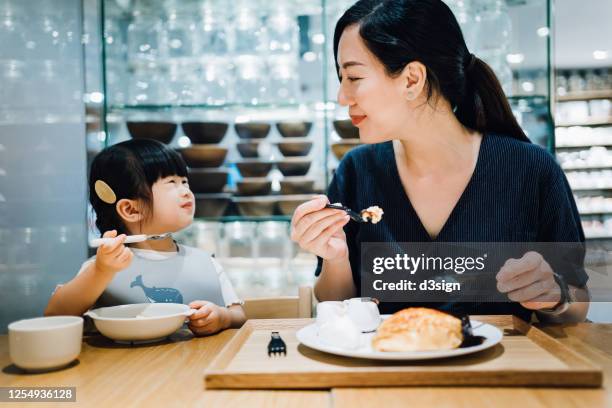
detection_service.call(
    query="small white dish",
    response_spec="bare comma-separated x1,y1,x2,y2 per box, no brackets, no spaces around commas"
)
316,298,381,333
85,303,194,343
343,298,381,332
9,316,83,372
318,314,362,350
297,316,503,361
315,301,345,327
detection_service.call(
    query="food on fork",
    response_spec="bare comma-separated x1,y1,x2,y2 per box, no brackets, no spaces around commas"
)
360,206,384,224
372,307,463,352
328,203,384,224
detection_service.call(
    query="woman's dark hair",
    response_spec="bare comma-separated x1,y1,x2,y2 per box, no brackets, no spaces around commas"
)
334,0,529,142
89,138,188,236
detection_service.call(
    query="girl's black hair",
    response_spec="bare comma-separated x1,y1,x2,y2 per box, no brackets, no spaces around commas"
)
89,138,188,236
334,0,529,142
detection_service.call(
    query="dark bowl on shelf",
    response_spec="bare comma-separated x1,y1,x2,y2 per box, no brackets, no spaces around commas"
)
234,122,271,139
236,178,272,196
194,195,231,218
177,146,228,168
276,121,313,138
234,197,276,217
236,161,273,178
277,140,313,157
181,121,228,144
333,119,360,139
331,140,361,161
277,159,312,176
188,169,228,193
278,195,311,216
280,177,315,195
237,142,261,158
127,121,177,144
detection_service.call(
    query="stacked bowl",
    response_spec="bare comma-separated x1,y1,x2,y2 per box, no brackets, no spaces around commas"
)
178,122,230,217
126,121,178,144
331,119,362,161
234,121,275,216
275,120,315,216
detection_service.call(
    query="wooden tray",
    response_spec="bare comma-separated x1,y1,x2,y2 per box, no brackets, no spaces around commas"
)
204,315,603,389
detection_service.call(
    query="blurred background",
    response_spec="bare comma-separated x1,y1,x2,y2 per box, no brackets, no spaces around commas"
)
1,0,611,330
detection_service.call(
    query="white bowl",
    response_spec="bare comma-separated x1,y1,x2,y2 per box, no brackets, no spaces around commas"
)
85,303,194,343
8,316,83,371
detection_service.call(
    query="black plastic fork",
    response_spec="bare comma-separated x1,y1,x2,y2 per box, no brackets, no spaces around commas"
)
324,203,367,223
267,331,287,356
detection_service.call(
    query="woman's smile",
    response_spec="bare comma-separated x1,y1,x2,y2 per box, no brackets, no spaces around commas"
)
350,115,367,126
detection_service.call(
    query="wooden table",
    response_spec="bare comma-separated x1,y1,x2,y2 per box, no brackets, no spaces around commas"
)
1,323,611,408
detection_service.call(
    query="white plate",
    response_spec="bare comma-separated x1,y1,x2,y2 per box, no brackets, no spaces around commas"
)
296,317,503,361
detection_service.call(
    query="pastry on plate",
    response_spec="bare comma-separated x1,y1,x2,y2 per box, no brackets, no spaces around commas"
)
372,307,462,352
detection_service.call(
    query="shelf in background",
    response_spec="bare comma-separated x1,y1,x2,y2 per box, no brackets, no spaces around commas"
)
562,164,612,171
109,101,324,112
507,95,548,103
585,234,612,240
194,215,291,223
580,211,612,216
571,186,612,192
557,90,612,102
556,144,612,150
555,117,612,127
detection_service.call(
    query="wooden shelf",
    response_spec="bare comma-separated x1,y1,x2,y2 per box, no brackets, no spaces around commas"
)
557,90,612,102
562,164,612,171
556,144,612,150
571,186,612,191
580,210,612,216
555,117,612,127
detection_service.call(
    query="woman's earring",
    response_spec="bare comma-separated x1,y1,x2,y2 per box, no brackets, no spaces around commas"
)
406,91,415,101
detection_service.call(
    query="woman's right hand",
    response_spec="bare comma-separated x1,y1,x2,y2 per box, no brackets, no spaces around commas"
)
95,230,133,275
290,195,351,262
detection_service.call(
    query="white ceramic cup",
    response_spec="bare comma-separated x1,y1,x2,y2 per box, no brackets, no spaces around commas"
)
343,298,381,332
8,316,83,371
315,301,346,327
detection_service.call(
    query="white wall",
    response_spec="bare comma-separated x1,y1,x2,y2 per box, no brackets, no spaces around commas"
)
554,0,612,68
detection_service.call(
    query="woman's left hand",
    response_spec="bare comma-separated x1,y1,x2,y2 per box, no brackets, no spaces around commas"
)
188,300,230,336
496,251,561,310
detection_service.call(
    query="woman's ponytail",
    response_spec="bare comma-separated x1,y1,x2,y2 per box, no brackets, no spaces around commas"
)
455,55,529,142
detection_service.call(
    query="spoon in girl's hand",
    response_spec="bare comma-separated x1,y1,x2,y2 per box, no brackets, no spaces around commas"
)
90,232,172,248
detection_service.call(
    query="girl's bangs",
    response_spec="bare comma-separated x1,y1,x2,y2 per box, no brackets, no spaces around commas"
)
138,142,188,183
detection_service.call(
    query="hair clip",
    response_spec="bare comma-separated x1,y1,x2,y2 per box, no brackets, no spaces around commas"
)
94,180,117,204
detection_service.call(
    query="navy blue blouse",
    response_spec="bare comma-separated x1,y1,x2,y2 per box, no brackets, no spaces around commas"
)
315,133,588,321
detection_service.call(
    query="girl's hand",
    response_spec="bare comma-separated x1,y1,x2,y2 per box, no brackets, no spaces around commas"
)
95,230,133,275
496,251,561,310
188,300,230,336
290,195,351,262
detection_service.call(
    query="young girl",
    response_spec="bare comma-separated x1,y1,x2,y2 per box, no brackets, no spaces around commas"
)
45,139,246,336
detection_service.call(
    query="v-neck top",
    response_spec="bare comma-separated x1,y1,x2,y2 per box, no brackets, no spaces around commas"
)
315,133,587,320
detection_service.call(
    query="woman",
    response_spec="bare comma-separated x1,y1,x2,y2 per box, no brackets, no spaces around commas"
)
291,0,589,322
